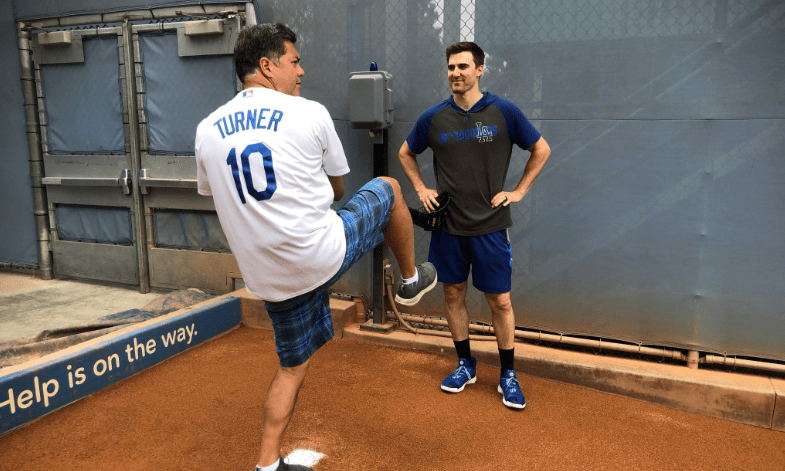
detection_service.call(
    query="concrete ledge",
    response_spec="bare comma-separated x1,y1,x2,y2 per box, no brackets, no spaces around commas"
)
773,378,785,432
234,288,358,336
328,298,358,336
233,288,273,330
342,323,782,430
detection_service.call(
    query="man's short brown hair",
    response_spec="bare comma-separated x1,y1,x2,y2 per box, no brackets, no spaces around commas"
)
445,42,485,68
234,23,297,82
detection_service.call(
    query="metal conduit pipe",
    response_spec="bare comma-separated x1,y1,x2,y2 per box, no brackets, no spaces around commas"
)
702,355,785,375
382,272,785,374
393,310,785,374
384,282,496,341
245,2,257,25
398,312,785,375
396,312,688,362
121,17,151,294
17,23,53,280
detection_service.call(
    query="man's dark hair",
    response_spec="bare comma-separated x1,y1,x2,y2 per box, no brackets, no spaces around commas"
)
234,23,297,82
445,42,485,68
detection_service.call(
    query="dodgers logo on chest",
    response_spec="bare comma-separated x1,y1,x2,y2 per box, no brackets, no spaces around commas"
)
439,120,498,144
476,121,496,143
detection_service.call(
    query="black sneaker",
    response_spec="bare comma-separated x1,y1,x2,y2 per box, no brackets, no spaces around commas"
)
394,262,438,307
278,461,313,471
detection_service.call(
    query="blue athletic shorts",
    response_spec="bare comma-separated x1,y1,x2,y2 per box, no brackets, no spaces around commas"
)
428,229,512,294
264,178,394,367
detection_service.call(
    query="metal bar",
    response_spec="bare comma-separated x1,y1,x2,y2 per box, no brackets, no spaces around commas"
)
135,23,164,33
18,5,248,27
372,129,389,324
40,170,129,194
139,179,198,189
17,22,53,280
245,2,257,25
702,354,785,375
41,176,122,186
121,19,150,293
138,168,197,190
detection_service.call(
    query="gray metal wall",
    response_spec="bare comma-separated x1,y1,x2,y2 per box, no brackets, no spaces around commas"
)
13,0,235,21
265,0,785,362
473,0,785,361
2,0,784,362
0,1,38,267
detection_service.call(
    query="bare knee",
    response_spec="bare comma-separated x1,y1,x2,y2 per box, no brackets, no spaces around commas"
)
486,292,512,314
378,176,403,201
443,283,468,309
277,358,311,383
378,176,401,193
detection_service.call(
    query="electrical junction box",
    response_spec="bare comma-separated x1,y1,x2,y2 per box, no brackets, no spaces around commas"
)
348,70,394,129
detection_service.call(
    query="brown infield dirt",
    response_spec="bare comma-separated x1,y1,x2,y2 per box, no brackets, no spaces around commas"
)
1,326,784,471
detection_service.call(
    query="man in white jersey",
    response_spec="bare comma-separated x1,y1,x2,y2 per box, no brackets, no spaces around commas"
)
195,24,436,471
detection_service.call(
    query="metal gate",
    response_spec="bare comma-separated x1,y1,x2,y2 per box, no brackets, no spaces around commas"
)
29,5,252,293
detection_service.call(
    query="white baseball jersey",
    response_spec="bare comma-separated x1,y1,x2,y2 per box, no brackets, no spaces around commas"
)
195,87,350,301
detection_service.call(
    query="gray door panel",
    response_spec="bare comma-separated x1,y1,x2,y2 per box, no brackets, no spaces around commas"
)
37,30,139,285
133,19,242,293
52,241,139,285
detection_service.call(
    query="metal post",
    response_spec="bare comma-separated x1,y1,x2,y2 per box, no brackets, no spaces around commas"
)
372,129,388,324
245,3,257,25
121,18,150,293
17,22,53,280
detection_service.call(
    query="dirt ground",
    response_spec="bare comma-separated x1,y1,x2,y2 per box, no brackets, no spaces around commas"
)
2,326,784,471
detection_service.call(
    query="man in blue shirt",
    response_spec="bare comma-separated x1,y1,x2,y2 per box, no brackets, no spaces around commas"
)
398,41,550,410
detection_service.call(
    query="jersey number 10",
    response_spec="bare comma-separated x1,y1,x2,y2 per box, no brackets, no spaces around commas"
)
226,143,276,204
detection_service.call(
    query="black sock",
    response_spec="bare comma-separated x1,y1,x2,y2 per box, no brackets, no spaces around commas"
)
454,338,471,360
499,347,515,372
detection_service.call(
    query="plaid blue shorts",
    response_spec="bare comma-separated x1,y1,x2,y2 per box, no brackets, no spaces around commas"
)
264,178,394,367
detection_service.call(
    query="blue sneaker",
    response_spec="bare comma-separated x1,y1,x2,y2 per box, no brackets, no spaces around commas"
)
498,370,526,409
441,357,477,393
